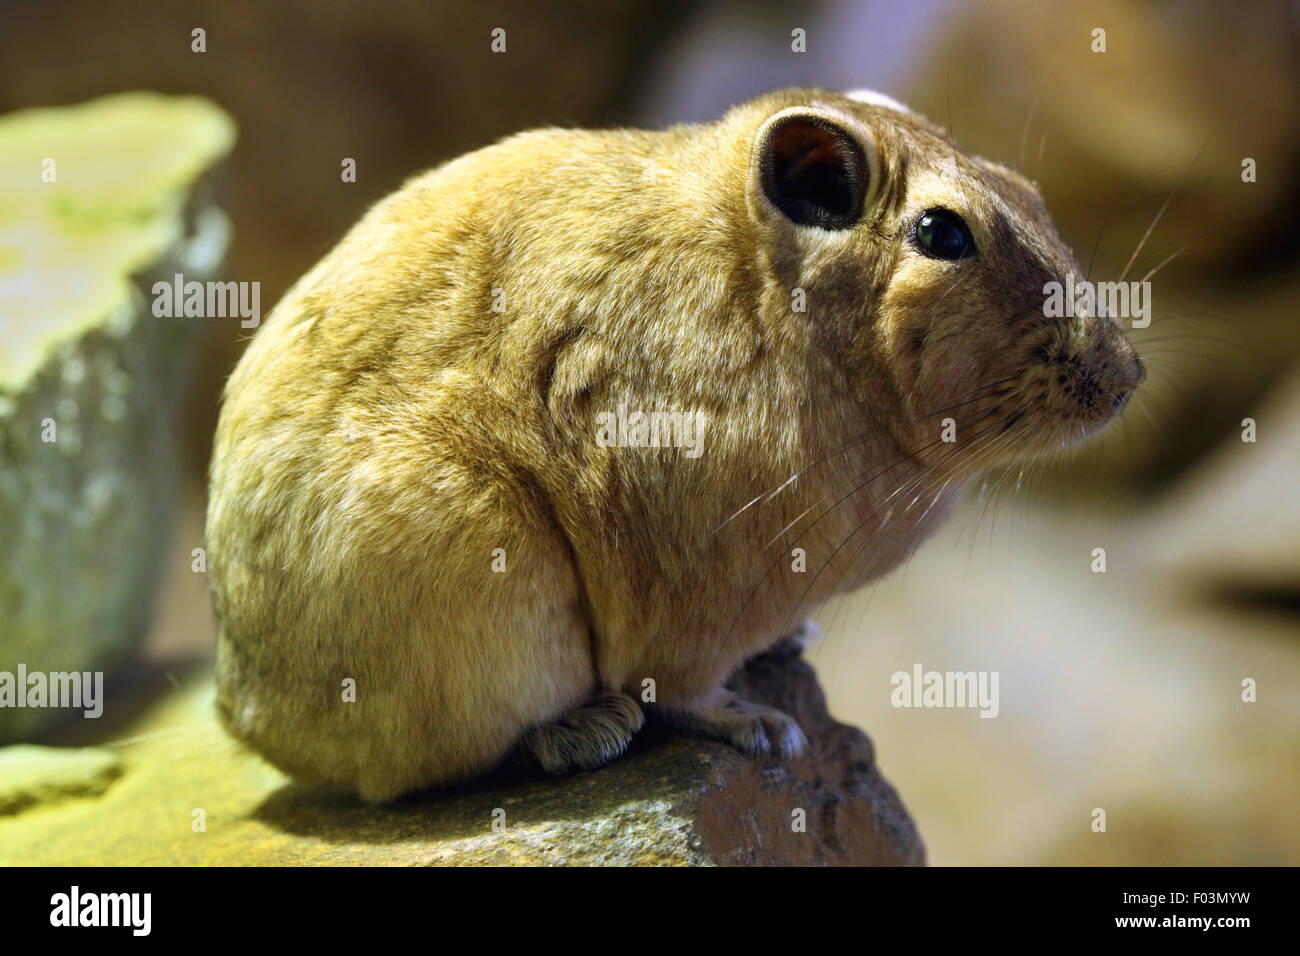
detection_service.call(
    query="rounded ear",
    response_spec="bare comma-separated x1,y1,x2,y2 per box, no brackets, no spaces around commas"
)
757,111,868,230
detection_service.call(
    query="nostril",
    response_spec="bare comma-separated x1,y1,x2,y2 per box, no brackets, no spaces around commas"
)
1111,389,1132,414
1132,354,1146,385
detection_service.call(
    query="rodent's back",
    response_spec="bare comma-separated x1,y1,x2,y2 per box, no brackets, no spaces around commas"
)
205,117,806,796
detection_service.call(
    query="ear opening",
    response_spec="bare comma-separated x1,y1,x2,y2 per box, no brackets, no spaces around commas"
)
758,113,868,230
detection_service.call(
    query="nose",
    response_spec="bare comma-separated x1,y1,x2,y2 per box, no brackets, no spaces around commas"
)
1109,352,1144,416
1129,352,1146,386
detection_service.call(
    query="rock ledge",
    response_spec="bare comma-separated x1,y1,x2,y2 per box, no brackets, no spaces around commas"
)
0,649,923,866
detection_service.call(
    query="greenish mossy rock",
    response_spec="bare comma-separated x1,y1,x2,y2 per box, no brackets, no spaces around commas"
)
0,744,122,815
0,650,923,866
0,93,235,741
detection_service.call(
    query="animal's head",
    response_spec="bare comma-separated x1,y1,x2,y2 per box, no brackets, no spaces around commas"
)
737,87,1144,475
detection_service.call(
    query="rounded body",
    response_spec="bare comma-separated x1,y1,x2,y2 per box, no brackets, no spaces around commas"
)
208,89,1141,800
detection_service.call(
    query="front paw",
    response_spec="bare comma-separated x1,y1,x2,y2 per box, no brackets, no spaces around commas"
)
669,692,808,760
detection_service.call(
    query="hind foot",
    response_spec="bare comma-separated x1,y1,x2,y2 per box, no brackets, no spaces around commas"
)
523,691,645,774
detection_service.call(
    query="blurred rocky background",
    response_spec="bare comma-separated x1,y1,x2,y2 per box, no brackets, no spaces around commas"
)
0,0,1296,864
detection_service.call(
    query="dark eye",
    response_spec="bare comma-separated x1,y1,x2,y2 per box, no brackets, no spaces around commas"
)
913,208,977,260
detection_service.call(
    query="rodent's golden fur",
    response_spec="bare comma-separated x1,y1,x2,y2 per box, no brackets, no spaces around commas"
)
207,88,1143,801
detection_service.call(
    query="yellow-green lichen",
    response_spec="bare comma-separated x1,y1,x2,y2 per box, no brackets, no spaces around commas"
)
0,92,235,387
